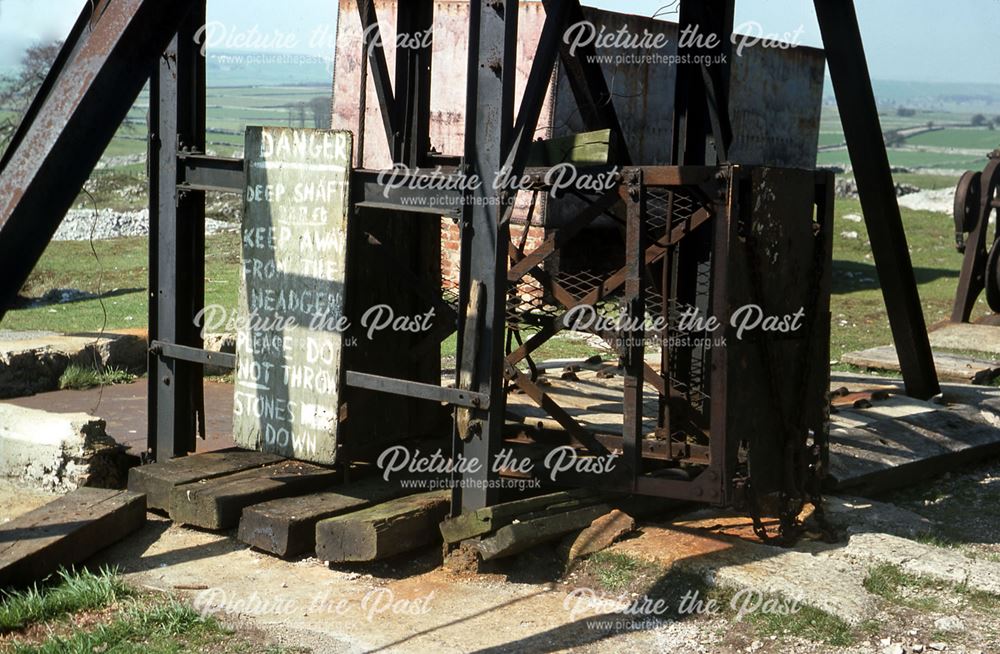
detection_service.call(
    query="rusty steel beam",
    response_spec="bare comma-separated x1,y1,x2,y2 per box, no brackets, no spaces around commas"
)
148,4,207,461
543,0,632,165
357,0,398,153
452,0,520,513
0,0,199,320
814,0,940,400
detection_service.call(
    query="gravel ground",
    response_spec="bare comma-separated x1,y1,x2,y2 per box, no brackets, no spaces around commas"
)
52,208,237,242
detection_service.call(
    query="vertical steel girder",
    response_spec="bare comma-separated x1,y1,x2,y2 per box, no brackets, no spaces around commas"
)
673,0,735,166
392,0,433,166
542,0,631,165
815,0,940,399
669,1,735,435
621,170,646,487
453,0,520,512
148,3,208,460
0,0,200,320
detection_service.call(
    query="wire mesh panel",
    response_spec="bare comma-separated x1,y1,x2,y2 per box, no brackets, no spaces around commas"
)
489,167,832,515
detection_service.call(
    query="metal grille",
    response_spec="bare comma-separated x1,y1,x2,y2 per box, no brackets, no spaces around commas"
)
644,187,702,236
657,184,714,416
506,275,560,326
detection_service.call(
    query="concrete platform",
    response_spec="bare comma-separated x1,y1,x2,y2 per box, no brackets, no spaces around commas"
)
0,329,147,398
0,330,236,400
0,379,236,455
0,403,134,491
840,345,1000,384
929,321,1000,356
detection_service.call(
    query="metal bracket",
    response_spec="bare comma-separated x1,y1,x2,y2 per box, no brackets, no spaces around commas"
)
345,371,490,410
150,340,236,369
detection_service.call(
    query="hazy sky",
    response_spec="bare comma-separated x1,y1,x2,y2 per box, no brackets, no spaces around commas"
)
0,0,997,84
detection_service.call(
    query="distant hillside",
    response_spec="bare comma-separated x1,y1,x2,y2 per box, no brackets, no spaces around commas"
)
206,50,333,87
824,78,1000,114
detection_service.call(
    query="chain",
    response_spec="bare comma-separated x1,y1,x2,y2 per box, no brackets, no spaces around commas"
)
740,172,832,545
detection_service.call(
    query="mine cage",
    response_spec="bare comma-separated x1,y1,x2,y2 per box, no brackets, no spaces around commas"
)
350,163,834,513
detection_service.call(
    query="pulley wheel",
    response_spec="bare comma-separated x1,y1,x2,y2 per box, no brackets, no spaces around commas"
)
986,237,1000,312
954,170,981,252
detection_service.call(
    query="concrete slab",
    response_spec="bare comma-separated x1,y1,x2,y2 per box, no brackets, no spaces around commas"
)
929,322,1000,356
841,345,1000,384
0,330,147,398
608,511,877,625
90,514,725,654
839,532,1000,595
0,403,134,491
823,495,937,539
1,379,236,454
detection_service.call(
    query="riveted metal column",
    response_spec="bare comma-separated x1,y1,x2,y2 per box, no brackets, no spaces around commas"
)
622,169,646,488
453,0,519,513
148,2,207,460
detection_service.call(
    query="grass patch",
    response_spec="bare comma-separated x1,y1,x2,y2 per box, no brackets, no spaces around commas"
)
863,563,923,602
2,568,302,654
0,567,130,632
913,532,961,549
585,552,662,593
1,232,240,333
862,562,1000,614
905,127,1000,150
893,172,963,190
745,602,854,647
10,601,234,654
58,364,136,390
830,198,968,361
441,330,611,364
954,583,1000,612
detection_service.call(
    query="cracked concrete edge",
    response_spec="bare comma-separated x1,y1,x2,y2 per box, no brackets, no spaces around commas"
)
0,333,147,398
836,532,1000,595
824,495,939,539
677,539,876,626
0,403,134,492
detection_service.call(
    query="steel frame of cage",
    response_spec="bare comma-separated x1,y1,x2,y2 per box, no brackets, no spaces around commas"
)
0,0,942,518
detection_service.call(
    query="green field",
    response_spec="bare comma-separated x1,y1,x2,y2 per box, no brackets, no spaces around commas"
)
96,84,331,163
906,127,1000,150
818,106,995,173
892,172,961,190
829,198,972,360
1,232,240,333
